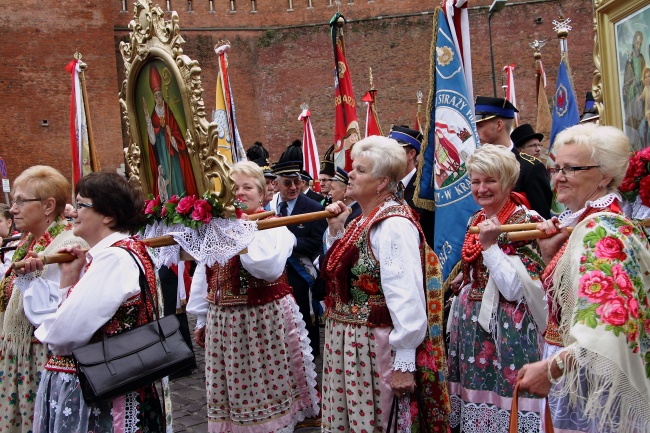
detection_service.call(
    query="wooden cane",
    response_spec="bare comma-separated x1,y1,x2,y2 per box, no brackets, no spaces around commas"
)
11,210,337,269
505,218,650,242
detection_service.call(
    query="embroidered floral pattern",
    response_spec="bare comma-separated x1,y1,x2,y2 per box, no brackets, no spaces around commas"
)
572,215,650,360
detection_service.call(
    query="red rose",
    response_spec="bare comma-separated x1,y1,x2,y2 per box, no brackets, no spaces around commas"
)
639,176,650,207
168,195,180,204
357,274,379,295
638,146,650,160
630,155,647,178
611,264,634,296
176,195,197,215
578,270,616,303
618,178,639,193
596,298,628,326
191,199,213,224
144,196,161,215
595,236,627,261
627,297,639,319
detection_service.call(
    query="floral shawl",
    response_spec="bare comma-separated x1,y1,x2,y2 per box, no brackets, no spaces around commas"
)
552,211,650,433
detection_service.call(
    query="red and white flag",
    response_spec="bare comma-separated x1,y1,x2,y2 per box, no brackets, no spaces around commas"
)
445,0,474,106
503,63,519,127
65,59,92,185
362,89,382,138
299,107,320,192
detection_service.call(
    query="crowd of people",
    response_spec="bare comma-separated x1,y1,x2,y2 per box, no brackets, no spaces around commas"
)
0,95,648,433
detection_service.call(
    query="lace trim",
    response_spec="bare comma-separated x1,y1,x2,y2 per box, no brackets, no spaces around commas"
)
449,394,541,433
558,192,620,227
623,196,650,221
393,348,416,372
124,391,139,433
325,228,344,246
142,218,256,268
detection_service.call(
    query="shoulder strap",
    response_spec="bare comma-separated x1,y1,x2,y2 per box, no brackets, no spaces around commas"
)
116,246,159,322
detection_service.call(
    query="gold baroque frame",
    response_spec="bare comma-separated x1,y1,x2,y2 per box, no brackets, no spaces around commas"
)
118,0,234,209
593,0,650,147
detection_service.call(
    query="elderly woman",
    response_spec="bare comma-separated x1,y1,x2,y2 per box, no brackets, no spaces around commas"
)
0,203,16,274
33,172,166,432
0,166,86,433
447,145,547,432
188,161,319,432
517,124,650,433
321,136,443,431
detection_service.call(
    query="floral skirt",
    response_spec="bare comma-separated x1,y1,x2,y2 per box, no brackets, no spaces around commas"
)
32,370,165,433
0,342,47,433
205,295,319,433
447,289,543,433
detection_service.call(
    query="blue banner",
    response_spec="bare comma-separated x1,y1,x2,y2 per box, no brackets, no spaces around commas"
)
548,56,580,159
417,9,480,280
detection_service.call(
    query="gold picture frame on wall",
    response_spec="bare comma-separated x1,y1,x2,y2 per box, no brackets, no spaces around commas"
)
594,0,650,151
118,0,234,207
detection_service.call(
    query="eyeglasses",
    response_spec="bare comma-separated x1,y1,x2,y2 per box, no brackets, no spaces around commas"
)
74,202,94,210
10,198,41,207
548,165,601,177
522,142,542,149
320,178,333,183
281,179,303,187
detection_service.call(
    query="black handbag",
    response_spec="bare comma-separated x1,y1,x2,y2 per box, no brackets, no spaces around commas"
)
72,248,196,404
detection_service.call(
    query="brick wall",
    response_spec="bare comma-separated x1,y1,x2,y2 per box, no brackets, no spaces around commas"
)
0,0,596,182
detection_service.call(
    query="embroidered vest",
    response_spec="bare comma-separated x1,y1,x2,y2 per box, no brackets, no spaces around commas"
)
206,255,293,307
46,239,157,373
323,204,421,327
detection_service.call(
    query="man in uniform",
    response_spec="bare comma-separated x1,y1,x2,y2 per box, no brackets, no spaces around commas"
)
474,96,552,219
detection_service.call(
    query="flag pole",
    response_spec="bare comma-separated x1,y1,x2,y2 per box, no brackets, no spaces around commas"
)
415,90,423,133
74,51,100,172
530,39,551,164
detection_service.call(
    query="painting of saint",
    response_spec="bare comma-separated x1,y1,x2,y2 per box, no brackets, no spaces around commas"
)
616,5,650,151
139,62,198,198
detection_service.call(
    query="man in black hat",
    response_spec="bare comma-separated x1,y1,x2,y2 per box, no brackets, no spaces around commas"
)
510,124,544,159
475,96,552,219
388,125,435,247
319,145,336,204
272,160,326,356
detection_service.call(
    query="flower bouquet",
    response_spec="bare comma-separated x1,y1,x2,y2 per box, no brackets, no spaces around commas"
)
619,147,650,221
141,191,255,267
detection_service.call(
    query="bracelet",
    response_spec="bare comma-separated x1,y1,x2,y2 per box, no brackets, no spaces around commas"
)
547,354,564,385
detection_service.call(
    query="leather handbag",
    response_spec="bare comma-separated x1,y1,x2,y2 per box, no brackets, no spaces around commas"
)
72,248,196,404
509,381,554,433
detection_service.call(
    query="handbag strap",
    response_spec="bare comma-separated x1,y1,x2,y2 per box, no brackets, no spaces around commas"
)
509,381,554,433
117,246,159,322
386,395,399,433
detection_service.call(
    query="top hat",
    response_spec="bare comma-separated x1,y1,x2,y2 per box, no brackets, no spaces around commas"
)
333,166,349,185
474,96,519,123
510,124,544,148
251,157,276,178
271,161,301,177
388,125,423,153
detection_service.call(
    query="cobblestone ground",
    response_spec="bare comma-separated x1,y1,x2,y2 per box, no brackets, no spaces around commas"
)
169,316,323,432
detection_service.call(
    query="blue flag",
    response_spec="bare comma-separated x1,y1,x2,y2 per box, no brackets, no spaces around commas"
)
415,9,480,281
548,56,580,160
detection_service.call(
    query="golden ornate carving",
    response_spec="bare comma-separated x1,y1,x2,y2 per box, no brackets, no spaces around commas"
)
118,0,234,209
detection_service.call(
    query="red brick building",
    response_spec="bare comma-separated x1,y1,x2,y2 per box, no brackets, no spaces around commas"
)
0,0,596,182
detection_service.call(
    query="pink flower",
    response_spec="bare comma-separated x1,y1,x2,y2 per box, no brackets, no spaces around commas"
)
161,207,167,217
191,199,213,224
168,195,180,204
618,225,634,236
578,270,616,303
176,196,197,215
595,236,627,261
627,297,639,319
611,264,634,297
586,220,597,229
596,298,629,326
482,340,496,359
144,196,161,215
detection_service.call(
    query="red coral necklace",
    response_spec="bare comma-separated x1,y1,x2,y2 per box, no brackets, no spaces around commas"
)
461,199,516,264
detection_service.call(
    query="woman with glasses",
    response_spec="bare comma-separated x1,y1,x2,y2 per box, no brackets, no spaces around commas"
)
0,166,87,433
33,172,166,432
446,145,547,432
188,161,319,432
517,123,650,433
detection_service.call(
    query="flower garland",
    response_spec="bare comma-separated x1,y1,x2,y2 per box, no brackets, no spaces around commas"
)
619,147,650,207
143,191,245,231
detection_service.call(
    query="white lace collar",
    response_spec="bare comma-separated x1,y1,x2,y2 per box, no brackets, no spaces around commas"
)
558,192,621,227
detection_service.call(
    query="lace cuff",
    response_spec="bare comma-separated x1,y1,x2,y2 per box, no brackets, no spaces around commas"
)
195,315,206,330
393,348,416,372
14,271,43,291
325,228,344,246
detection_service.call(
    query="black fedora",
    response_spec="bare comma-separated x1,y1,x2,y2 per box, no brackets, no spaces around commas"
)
510,124,544,148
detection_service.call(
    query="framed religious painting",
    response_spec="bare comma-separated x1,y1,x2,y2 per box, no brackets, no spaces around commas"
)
118,0,234,206
594,0,650,151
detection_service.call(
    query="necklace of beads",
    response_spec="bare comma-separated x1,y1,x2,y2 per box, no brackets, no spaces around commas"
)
461,199,516,264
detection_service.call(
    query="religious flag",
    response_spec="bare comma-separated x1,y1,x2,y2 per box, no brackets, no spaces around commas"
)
362,89,382,137
330,13,360,172
214,43,246,164
415,8,480,281
534,57,552,164
444,0,474,106
503,64,519,127
65,58,99,185
299,107,321,192
548,55,580,161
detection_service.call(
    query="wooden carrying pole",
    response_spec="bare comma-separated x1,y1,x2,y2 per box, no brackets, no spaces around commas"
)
11,210,335,269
